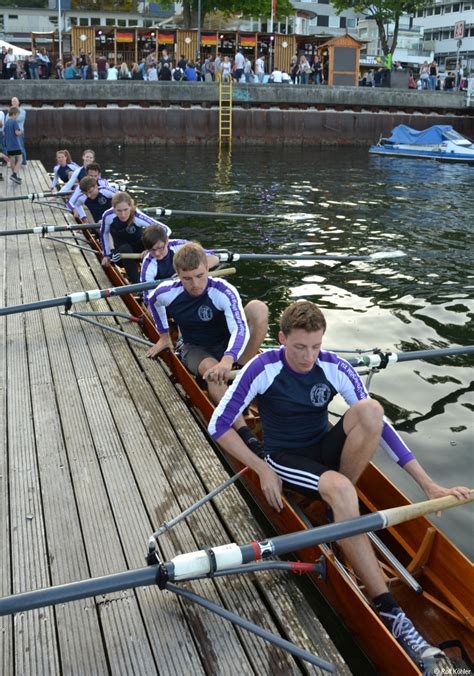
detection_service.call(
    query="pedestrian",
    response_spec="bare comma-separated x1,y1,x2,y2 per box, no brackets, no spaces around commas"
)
428,61,438,91
255,54,265,83
4,48,17,79
312,55,322,85
96,54,108,80
8,97,27,166
298,55,311,85
233,48,245,82
4,106,23,184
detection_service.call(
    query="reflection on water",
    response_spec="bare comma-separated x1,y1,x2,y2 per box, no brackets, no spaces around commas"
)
37,144,474,557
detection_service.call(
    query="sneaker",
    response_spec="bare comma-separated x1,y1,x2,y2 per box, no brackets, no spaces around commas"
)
380,609,445,670
9,175,21,184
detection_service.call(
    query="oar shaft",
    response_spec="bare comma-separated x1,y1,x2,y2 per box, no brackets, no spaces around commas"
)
0,191,73,203
0,223,100,237
218,251,404,262
0,566,159,616
348,345,474,368
144,207,271,219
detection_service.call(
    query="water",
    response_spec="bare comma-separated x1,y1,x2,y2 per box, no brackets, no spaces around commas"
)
38,145,474,558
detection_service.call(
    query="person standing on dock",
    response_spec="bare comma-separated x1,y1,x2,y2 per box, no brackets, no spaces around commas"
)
147,242,268,454
140,225,220,303
3,106,23,184
100,191,170,284
209,300,470,672
9,97,26,165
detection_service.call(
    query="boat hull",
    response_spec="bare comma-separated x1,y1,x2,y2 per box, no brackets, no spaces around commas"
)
369,145,474,163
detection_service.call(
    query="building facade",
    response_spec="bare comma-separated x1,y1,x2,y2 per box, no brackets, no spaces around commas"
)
412,0,474,70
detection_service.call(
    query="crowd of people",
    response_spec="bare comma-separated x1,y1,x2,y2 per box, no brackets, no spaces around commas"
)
2,44,471,91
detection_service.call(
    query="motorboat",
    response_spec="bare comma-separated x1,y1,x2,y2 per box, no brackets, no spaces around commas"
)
369,124,474,163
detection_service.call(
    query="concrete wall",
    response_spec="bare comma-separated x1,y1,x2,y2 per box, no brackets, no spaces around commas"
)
1,80,472,113
21,108,474,145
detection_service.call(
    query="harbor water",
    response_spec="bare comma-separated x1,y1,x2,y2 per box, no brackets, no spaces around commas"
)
36,144,474,558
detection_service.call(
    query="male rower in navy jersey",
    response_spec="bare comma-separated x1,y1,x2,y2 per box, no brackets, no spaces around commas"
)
147,242,268,451
140,225,220,303
73,176,116,224
208,300,470,671
66,162,111,220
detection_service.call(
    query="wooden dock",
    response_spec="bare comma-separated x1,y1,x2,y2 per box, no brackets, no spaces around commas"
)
0,162,351,675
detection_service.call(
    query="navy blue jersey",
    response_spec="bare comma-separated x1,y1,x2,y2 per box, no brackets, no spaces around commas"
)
100,208,171,256
209,347,416,467
51,161,80,189
72,184,116,222
149,277,249,361
66,178,112,217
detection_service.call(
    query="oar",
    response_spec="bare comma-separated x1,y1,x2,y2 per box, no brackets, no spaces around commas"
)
0,492,471,617
216,250,406,262
0,190,74,203
0,268,236,316
142,207,274,219
0,223,100,237
347,346,474,369
128,185,239,196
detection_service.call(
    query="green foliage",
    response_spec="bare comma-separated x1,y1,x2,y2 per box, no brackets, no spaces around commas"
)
0,0,47,6
159,0,295,27
71,0,134,9
332,0,431,55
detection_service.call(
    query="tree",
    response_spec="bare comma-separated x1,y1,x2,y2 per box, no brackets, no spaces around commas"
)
159,0,294,30
332,0,431,56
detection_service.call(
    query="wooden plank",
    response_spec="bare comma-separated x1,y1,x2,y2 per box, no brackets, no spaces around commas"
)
4,164,60,675
0,155,13,676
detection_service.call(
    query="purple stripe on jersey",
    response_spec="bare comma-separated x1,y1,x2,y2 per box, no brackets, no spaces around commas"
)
212,349,281,439
321,351,368,402
100,208,116,255
148,280,181,331
140,254,154,283
210,278,247,360
382,422,415,467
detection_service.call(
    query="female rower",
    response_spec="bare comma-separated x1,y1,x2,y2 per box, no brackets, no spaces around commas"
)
58,148,96,193
51,149,80,190
100,191,171,284
140,225,220,302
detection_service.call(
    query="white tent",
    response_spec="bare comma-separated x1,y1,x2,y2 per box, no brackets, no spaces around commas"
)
0,39,32,57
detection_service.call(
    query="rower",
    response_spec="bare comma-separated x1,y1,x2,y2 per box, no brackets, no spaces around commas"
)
58,148,96,194
208,300,470,672
147,242,268,453
51,149,80,190
66,163,113,221
100,191,170,285
71,176,116,225
140,225,220,303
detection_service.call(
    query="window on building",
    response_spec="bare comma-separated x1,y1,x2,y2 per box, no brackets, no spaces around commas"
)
106,18,115,26
318,0,330,4
128,19,138,26
426,7,433,15
317,15,329,27
49,16,58,24
444,5,452,12
417,9,423,17
70,17,77,26
117,19,126,27
452,3,460,10
347,17,356,28
340,16,347,28
434,5,441,13
143,19,153,27
79,17,89,26
329,15,339,28
424,31,432,40
0,16,4,30
90,18,100,26
8,15,18,20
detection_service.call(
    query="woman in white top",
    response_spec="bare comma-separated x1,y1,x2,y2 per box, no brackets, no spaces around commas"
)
4,48,17,79
107,64,118,80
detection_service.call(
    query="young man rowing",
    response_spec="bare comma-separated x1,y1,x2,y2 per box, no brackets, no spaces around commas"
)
208,300,470,670
147,242,268,451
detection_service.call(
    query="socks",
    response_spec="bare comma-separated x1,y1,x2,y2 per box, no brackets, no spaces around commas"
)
373,592,399,617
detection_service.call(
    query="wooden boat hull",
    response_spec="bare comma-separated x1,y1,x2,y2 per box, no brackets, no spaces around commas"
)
84,229,473,675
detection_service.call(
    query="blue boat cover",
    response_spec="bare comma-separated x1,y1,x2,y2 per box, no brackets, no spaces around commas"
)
387,125,453,145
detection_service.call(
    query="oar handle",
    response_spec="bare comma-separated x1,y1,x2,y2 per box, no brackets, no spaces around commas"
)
383,490,474,528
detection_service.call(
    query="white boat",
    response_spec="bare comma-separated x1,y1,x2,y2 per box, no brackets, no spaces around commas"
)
369,124,474,164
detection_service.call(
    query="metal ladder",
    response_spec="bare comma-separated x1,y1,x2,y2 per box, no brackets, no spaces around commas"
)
219,77,233,146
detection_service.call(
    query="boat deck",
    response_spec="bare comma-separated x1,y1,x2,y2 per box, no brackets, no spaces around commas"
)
0,161,350,675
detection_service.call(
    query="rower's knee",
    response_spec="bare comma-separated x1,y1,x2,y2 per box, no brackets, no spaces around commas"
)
346,398,384,436
198,357,218,377
319,471,359,517
244,300,269,328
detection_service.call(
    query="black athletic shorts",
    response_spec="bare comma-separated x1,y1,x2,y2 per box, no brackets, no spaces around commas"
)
7,150,21,157
181,338,229,376
264,417,347,499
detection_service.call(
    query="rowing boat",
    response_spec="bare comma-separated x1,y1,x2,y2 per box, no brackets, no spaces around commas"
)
76,225,473,674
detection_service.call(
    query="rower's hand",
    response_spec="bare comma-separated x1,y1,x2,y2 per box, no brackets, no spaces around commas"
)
140,250,147,260
424,482,471,517
203,356,233,385
146,334,172,359
101,256,111,268
259,465,283,512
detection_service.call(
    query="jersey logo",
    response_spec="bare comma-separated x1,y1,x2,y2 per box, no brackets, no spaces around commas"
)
310,383,331,407
198,305,213,321
98,196,107,205
126,224,137,234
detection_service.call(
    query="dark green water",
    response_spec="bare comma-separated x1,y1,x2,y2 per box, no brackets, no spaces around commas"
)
38,145,474,558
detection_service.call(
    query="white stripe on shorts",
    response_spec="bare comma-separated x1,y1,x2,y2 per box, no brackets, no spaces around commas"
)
265,455,320,492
